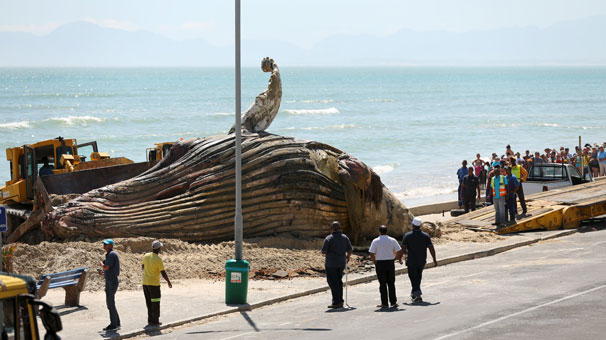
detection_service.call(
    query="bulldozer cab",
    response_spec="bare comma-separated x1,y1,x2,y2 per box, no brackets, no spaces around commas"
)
146,142,175,162
0,273,62,340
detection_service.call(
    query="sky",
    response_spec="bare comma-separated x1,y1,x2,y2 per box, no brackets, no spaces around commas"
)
2,0,606,48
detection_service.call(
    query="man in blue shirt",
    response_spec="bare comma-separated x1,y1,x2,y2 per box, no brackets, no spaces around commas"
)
99,239,121,331
38,157,54,176
505,166,520,224
321,221,353,309
456,160,468,207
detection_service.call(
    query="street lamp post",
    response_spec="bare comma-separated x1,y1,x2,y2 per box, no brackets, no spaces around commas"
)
225,0,249,305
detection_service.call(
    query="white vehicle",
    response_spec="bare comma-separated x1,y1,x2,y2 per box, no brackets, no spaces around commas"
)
523,163,592,195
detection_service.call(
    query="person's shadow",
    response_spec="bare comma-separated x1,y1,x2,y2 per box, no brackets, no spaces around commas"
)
403,301,440,307
325,306,357,313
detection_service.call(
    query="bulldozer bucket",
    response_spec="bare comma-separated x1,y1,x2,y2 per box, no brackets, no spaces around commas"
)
41,161,153,195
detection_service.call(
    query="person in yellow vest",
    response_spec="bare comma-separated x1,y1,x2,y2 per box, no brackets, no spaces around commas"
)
511,158,528,216
490,164,509,227
142,240,172,327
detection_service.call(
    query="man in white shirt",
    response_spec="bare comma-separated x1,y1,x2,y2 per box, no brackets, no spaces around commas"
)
369,225,403,308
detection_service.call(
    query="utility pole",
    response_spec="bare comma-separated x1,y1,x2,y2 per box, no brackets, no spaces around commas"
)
225,0,249,305
234,0,243,261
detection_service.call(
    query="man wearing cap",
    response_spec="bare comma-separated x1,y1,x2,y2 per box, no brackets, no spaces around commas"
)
505,166,520,224
321,221,353,309
511,158,528,216
491,165,509,227
402,218,437,303
99,239,120,331
369,225,402,308
142,240,173,327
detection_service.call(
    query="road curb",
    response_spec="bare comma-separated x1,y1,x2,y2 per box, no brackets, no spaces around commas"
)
111,229,577,339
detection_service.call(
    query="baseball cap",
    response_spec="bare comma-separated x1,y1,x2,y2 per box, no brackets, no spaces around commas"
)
102,239,114,245
412,217,422,228
152,240,163,250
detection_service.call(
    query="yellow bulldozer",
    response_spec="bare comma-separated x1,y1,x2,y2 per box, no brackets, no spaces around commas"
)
146,141,176,162
0,137,154,243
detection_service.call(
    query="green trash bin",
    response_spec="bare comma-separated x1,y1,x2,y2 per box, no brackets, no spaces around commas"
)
225,259,250,304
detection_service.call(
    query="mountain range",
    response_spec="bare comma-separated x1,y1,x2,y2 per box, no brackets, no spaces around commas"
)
1,16,605,67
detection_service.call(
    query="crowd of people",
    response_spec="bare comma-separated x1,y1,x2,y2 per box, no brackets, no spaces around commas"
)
457,142,606,228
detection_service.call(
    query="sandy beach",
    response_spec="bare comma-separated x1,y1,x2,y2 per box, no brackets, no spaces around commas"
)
9,212,504,292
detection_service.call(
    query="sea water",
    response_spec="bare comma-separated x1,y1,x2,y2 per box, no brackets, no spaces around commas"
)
1,67,605,206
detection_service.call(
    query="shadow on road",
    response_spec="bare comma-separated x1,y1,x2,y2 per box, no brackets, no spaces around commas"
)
56,305,89,316
374,306,405,313
186,327,332,335
240,310,260,332
403,301,440,307
325,306,357,313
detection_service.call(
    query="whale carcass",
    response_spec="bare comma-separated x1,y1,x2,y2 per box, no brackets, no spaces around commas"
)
42,59,415,244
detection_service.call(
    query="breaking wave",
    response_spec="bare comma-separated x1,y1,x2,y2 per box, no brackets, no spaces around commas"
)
283,107,340,115
45,115,105,126
301,124,360,131
0,121,33,130
206,112,234,117
373,164,396,175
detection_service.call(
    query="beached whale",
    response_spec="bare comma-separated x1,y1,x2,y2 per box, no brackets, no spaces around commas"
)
41,58,415,244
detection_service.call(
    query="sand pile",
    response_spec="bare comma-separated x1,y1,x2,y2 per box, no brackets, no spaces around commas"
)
9,236,366,292
7,218,503,292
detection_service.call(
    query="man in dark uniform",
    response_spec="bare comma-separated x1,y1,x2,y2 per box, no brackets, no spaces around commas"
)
456,160,468,207
98,239,121,331
402,218,437,303
460,167,481,213
321,221,353,309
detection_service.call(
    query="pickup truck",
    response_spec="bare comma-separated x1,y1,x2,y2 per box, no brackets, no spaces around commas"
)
523,163,592,195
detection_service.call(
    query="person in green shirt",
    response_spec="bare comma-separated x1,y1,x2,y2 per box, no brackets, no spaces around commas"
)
142,240,172,327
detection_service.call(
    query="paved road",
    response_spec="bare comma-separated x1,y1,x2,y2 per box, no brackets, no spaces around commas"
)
149,230,606,340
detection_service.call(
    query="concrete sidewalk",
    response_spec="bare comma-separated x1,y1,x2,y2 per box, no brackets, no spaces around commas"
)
38,229,576,340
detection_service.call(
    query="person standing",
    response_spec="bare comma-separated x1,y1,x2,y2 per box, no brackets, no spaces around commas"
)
142,240,173,327
460,167,481,213
491,165,508,227
511,159,528,216
369,225,402,308
98,239,120,331
402,218,437,303
457,160,468,207
505,166,520,224
598,146,606,176
321,221,353,309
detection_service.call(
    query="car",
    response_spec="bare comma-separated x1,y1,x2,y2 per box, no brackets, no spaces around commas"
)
523,163,592,195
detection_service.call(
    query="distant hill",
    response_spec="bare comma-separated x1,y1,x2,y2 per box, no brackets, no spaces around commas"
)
1,17,605,67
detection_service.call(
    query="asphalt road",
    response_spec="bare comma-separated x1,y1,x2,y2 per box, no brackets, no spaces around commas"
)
149,230,606,340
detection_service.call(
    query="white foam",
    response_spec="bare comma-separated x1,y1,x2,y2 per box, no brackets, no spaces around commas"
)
206,112,234,117
373,165,395,175
283,99,335,104
301,124,359,131
538,123,560,127
284,107,340,115
45,115,104,126
0,121,32,130
368,98,394,102
394,186,457,199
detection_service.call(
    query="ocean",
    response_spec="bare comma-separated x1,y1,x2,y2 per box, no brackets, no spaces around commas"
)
1,67,605,207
